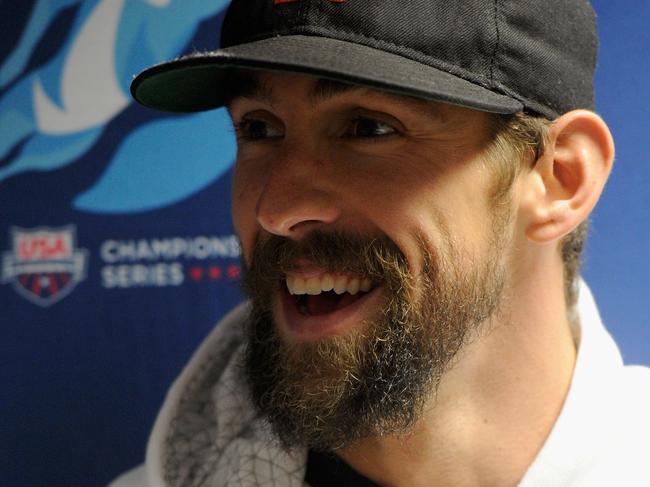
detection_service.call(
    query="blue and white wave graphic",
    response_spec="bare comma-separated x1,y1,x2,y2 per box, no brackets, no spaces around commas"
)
0,0,233,213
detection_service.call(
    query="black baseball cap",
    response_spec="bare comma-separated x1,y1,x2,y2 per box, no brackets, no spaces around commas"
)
131,0,597,120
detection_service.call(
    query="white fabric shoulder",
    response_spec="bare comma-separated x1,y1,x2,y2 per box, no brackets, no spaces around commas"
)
107,303,252,487
108,302,308,487
108,465,148,487
145,302,251,486
519,281,650,486
112,283,650,486
146,301,307,487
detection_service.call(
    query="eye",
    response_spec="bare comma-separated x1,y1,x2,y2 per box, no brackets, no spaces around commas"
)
347,117,398,138
235,117,283,142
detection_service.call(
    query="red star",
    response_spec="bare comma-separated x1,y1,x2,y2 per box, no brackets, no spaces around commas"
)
227,265,241,279
189,267,204,281
208,266,222,280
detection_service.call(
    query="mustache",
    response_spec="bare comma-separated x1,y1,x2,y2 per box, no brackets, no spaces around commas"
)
242,231,412,295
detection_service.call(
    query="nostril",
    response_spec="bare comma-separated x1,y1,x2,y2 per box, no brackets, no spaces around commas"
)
289,219,326,233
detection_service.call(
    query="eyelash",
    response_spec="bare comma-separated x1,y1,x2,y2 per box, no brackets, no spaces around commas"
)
233,119,274,142
232,116,400,143
347,117,398,139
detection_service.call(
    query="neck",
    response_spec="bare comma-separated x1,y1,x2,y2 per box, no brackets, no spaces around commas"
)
336,253,577,487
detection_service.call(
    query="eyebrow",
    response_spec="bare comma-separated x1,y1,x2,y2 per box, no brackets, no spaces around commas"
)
308,78,360,105
225,71,360,106
224,70,276,105
225,70,445,121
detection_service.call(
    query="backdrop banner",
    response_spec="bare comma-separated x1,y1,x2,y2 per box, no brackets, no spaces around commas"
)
1,1,648,486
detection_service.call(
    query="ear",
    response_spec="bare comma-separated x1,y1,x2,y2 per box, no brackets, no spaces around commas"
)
521,110,615,244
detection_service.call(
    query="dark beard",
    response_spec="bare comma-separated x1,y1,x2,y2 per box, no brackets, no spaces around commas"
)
242,231,505,452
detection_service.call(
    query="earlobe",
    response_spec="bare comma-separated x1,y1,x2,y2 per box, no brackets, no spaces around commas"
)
524,110,614,244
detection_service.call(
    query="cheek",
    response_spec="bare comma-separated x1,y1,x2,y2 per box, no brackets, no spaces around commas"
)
355,165,495,271
231,163,264,261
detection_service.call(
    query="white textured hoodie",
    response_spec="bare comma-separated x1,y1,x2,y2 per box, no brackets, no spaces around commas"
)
110,282,650,487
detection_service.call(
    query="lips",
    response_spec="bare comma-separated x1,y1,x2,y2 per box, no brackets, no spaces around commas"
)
276,269,383,341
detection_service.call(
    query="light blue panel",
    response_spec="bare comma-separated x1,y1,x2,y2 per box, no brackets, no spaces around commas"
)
587,1,650,365
73,109,236,213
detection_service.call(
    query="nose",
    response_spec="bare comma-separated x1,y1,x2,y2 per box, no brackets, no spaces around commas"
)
255,149,341,239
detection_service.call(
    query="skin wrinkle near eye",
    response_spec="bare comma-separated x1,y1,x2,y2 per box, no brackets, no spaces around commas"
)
227,79,500,173
230,98,478,157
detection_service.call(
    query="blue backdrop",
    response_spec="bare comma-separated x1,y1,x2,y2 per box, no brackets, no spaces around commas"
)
1,2,647,486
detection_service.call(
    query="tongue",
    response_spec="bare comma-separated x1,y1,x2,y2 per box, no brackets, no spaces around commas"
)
305,291,364,316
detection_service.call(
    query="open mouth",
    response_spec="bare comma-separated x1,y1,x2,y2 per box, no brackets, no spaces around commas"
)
277,271,381,340
286,273,374,316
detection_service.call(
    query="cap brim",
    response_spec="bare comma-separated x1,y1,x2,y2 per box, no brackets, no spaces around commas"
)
131,35,523,114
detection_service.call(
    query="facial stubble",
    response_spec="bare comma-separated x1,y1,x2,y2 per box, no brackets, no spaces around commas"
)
242,229,506,452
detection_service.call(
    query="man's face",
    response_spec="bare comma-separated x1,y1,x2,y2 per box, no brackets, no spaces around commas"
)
229,73,514,450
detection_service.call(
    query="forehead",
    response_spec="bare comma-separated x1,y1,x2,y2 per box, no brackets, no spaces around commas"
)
224,70,478,123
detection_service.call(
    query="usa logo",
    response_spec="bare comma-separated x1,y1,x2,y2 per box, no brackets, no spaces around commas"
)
1,225,88,307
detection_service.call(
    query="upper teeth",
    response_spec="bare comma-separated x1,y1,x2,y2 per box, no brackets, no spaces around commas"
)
286,274,373,296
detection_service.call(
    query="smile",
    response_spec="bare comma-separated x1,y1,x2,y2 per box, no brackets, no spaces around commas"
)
277,270,383,341
288,271,372,295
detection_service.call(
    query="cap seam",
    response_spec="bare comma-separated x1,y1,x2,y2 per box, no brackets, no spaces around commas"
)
297,1,308,28
489,0,501,86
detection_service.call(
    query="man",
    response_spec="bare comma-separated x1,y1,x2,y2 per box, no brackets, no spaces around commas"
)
113,0,650,485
